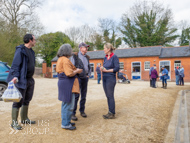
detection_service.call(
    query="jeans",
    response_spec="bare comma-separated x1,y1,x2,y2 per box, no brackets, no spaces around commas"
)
162,76,167,84
61,93,75,127
73,77,89,115
179,75,184,85
152,78,156,87
97,74,101,84
103,76,116,114
176,75,179,85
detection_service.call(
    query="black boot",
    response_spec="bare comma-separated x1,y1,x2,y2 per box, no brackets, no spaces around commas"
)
165,83,167,89
11,108,22,130
21,105,36,124
161,82,164,88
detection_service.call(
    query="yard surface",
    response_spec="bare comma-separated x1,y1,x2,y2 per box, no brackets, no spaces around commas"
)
0,78,189,143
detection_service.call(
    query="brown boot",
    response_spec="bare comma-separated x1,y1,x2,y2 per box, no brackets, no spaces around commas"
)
103,112,115,119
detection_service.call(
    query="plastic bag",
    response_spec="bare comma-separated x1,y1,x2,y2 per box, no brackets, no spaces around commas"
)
2,81,22,102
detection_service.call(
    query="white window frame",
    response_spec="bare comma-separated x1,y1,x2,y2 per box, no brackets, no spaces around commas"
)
52,64,56,73
144,61,150,70
159,60,171,81
90,63,94,73
174,60,181,70
131,61,141,80
90,63,94,79
119,62,124,69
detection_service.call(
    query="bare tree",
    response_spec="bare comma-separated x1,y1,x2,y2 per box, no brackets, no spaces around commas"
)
98,18,115,33
65,24,96,44
79,24,96,42
0,0,40,26
65,26,81,44
0,0,43,34
0,0,44,64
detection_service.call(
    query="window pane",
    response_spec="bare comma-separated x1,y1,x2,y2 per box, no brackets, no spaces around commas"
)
144,61,150,70
119,62,124,69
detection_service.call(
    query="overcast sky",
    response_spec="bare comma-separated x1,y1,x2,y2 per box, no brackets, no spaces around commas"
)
36,0,190,33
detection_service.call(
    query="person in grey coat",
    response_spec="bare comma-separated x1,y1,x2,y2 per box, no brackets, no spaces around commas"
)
179,66,184,86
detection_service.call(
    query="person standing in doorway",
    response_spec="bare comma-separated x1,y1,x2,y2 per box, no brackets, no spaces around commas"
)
96,63,101,84
7,34,36,130
179,65,185,86
101,43,119,119
151,66,158,88
175,67,179,85
71,42,91,121
149,64,155,87
161,65,168,89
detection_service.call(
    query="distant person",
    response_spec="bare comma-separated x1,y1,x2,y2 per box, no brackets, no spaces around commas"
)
151,66,158,88
149,64,156,87
96,63,101,84
7,34,36,130
161,65,168,89
100,43,119,119
179,65,184,86
56,44,82,130
118,69,127,82
175,67,179,85
135,68,139,72
70,42,91,121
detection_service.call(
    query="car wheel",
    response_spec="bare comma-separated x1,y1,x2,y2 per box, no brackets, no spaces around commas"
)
0,84,7,101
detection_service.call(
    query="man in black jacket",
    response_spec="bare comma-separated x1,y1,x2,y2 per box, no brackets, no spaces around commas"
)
70,42,91,121
7,34,36,130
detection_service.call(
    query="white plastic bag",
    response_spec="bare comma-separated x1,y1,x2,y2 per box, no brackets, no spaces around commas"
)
2,81,22,102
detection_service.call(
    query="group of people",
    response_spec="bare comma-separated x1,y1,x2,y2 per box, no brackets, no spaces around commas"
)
6,33,186,131
149,64,168,89
149,64,185,89
56,42,119,130
7,34,119,131
175,66,185,86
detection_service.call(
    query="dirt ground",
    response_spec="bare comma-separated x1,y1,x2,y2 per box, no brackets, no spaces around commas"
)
0,78,189,143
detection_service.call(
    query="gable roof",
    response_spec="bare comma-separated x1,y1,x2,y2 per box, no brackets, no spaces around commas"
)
159,46,190,58
51,46,190,62
87,46,162,59
51,56,58,62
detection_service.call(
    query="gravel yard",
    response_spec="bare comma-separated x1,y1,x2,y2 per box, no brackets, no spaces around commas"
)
0,78,189,143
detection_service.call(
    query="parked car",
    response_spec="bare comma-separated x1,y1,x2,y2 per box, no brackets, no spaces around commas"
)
0,61,10,101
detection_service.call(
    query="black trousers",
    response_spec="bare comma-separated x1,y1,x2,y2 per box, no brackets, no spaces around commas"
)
73,77,89,115
152,78,156,87
150,79,152,87
13,78,35,108
179,76,184,85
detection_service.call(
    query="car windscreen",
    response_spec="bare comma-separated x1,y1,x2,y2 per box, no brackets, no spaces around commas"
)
0,63,10,72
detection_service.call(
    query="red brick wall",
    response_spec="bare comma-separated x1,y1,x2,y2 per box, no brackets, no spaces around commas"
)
45,56,190,81
89,57,190,82
89,59,104,79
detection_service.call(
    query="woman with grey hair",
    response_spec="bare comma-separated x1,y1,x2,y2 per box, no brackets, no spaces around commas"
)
56,44,82,130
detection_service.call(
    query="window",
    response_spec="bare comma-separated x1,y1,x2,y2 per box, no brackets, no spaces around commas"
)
174,61,181,69
97,63,101,66
160,61,170,72
144,61,150,70
90,63,94,73
119,62,124,69
90,63,94,79
52,64,56,73
132,62,141,72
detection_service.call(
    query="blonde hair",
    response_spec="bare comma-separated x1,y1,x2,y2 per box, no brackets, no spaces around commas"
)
104,43,116,52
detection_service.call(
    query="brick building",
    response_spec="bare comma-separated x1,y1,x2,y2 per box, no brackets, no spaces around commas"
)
48,46,190,82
